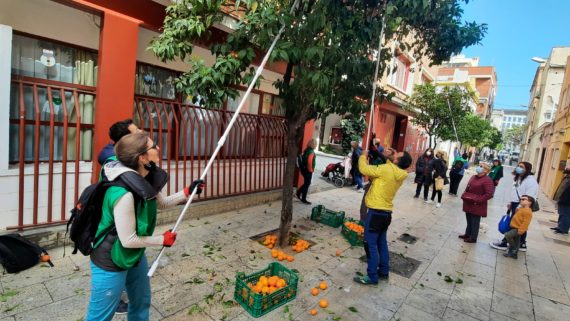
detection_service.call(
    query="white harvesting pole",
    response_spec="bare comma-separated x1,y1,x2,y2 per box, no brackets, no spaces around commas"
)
364,3,387,152
148,0,301,277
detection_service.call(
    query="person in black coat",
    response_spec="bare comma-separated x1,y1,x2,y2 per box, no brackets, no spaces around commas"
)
427,150,448,208
414,148,434,200
554,164,570,234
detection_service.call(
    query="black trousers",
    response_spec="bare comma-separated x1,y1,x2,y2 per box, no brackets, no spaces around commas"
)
415,182,430,200
297,171,313,201
465,212,481,240
449,171,463,194
431,184,442,203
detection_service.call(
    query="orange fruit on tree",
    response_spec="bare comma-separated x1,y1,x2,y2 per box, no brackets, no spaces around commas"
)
287,256,294,262
319,299,329,308
271,249,278,258
335,249,341,256
310,309,318,316
319,281,328,290
310,288,319,296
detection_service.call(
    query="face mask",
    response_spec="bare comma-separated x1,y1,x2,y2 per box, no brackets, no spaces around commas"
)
515,167,524,175
475,166,484,174
426,152,432,156
144,161,158,171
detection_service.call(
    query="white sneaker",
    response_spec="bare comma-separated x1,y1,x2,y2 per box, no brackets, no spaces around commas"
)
356,188,364,193
436,203,441,208
425,200,434,204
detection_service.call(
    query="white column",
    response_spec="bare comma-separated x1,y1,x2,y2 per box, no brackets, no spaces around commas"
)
0,25,12,171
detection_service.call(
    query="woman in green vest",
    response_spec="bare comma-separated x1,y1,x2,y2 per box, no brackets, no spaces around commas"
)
86,133,202,321
488,159,504,190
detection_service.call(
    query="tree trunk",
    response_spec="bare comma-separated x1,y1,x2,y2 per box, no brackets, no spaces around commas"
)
278,116,304,247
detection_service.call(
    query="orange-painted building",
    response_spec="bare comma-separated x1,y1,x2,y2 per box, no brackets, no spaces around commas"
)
0,0,302,230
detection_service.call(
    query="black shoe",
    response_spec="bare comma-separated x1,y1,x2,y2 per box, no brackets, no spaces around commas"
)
503,252,518,259
301,200,311,205
353,276,378,285
519,243,527,251
554,230,569,235
413,194,419,198
378,272,389,280
550,227,559,230
295,193,301,200
115,299,128,315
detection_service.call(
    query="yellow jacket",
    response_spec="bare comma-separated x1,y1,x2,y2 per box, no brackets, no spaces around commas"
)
358,155,408,211
510,207,533,235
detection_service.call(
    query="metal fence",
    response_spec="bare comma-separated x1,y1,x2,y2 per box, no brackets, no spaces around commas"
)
8,81,288,230
8,76,96,230
133,96,288,200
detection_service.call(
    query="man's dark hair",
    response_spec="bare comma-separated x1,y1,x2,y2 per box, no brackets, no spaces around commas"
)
397,151,413,170
109,119,134,143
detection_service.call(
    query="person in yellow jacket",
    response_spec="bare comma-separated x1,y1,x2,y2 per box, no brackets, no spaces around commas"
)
354,148,413,285
504,195,534,259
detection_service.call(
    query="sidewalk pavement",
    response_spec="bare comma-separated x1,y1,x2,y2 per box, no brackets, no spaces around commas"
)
1,168,570,321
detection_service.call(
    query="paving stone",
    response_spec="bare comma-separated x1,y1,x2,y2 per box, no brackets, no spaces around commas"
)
489,311,519,321
448,287,492,321
0,284,52,318
490,291,534,321
458,274,494,298
404,286,451,318
393,303,442,321
461,259,497,281
532,295,570,321
12,295,85,321
44,273,91,302
443,308,482,321
493,274,532,302
528,273,570,305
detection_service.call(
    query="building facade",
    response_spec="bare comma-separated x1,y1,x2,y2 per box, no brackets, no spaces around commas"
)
0,0,298,231
521,47,570,178
437,55,497,119
314,39,436,166
536,55,570,198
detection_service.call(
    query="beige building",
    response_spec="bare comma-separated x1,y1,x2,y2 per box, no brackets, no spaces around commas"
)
521,47,570,176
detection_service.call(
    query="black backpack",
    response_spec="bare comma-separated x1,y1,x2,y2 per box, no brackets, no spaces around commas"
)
0,234,48,273
66,180,122,256
296,154,306,171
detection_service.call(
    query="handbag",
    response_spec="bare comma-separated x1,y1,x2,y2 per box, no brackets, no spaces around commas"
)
498,212,511,234
435,177,444,191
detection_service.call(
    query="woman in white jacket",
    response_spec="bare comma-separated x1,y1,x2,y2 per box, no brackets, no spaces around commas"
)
490,161,539,251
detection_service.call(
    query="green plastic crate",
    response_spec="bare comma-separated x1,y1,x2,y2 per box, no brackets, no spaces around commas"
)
341,218,364,247
310,205,345,228
234,262,299,318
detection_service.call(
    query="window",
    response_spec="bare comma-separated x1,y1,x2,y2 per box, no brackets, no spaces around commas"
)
261,95,286,117
390,56,410,91
545,111,552,121
134,63,178,100
227,90,260,114
9,34,97,163
330,127,342,145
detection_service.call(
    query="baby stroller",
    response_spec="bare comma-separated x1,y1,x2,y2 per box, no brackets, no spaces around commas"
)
321,157,351,187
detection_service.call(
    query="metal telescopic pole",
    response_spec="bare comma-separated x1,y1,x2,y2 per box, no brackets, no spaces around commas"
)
364,3,387,152
148,0,301,277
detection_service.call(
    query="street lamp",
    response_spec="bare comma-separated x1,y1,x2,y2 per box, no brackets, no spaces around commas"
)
531,57,547,63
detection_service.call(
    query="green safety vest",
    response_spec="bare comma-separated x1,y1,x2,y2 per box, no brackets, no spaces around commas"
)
94,186,157,270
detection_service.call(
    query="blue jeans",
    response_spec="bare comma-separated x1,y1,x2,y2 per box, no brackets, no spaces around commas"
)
354,172,364,189
364,209,392,283
86,256,151,321
558,205,570,233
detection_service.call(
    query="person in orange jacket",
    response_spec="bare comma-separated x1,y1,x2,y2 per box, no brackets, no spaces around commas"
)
503,195,534,259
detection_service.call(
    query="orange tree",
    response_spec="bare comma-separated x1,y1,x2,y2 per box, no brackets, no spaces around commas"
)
151,0,486,246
